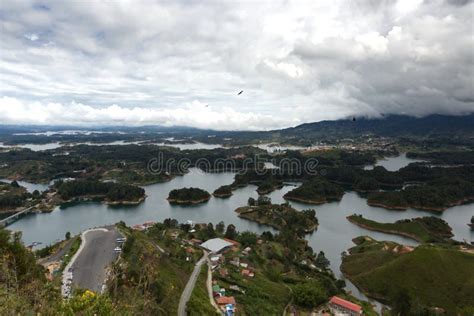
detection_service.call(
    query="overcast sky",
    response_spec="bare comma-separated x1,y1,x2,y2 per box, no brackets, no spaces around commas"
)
0,0,472,130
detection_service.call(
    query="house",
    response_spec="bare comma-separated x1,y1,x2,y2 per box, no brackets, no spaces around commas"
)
328,296,362,316
219,268,229,277
200,238,234,254
217,296,236,306
189,238,202,245
241,269,254,278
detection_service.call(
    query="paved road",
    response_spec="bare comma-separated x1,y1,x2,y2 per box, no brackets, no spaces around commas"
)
178,251,208,316
70,228,122,293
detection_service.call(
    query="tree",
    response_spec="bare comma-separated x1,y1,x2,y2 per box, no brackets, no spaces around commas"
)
206,223,216,238
471,216,474,224
11,180,20,188
392,291,411,316
216,221,225,234
238,231,257,247
315,251,330,269
257,195,271,206
247,197,256,206
224,224,237,240
65,232,71,240
292,282,327,307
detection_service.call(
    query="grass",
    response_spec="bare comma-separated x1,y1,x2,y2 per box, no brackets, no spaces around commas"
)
187,264,219,316
108,228,192,315
347,215,452,243
342,238,474,314
60,236,81,271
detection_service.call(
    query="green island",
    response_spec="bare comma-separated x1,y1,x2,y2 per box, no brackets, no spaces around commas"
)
367,177,474,211
347,215,453,243
167,187,211,204
212,185,233,198
283,177,344,204
341,236,474,315
235,196,318,233
55,179,146,205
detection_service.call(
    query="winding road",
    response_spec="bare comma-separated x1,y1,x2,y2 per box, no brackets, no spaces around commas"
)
178,251,208,316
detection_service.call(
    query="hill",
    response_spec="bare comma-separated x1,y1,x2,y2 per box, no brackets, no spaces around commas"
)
341,237,474,315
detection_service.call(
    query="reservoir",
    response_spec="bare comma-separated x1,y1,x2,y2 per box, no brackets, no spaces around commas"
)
6,159,474,309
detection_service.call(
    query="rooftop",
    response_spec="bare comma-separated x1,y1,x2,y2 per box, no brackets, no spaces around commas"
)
200,238,234,253
329,296,362,313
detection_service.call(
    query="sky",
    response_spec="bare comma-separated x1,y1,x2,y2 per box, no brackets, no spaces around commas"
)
0,0,473,130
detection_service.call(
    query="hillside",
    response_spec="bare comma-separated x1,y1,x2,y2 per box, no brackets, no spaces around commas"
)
341,237,474,315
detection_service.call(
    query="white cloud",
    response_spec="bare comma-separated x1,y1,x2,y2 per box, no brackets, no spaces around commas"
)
0,97,287,130
0,0,472,130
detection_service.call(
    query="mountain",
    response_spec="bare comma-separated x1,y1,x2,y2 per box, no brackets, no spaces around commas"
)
274,114,474,139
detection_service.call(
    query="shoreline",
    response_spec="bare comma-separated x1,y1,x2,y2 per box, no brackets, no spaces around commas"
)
167,196,211,205
367,196,474,212
346,216,423,243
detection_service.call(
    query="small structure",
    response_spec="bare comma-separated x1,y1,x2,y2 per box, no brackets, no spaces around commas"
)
200,238,234,254
217,296,236,306
328,296,362,316
241,269,254,278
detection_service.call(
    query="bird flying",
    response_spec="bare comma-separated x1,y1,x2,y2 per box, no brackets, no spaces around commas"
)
237,90,243,95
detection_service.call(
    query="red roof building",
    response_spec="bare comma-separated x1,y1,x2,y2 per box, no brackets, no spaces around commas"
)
328,296,362,315
216,296,236,305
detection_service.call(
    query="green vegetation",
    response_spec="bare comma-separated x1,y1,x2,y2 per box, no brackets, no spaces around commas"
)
0,181,28,210
407,151,474,165
236,200,318,233
367,177,474,211
341,237,474,315
60,236,82,271
56,179,145,204
213,185,233,198
187,264,219,316
108,225,194,314
0,227,114,315
347,215,453,243
283,177,344,204
167,187,211,204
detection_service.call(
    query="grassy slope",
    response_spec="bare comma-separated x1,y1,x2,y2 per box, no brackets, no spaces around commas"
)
347,215,449,243
110,228,192,315
342,240,474,314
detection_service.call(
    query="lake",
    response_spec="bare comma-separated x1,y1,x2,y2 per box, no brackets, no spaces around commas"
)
6,158,474,310
364,153,425,171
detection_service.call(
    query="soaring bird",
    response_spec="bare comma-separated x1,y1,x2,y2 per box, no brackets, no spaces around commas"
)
237,90,244,95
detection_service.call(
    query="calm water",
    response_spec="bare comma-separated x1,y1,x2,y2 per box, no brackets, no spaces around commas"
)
0,179,49,193
364,153,425,171
7,161,474,309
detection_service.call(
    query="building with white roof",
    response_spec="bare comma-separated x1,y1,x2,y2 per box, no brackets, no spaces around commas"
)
200,238,234,253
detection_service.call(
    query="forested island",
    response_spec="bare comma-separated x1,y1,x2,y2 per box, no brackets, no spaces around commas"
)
212,185,233,198
347,215,453,243
235,197,318,233
367,177,474,211
167,187,211,204
55,180,146,205
283,178,344,204
341,237,474,315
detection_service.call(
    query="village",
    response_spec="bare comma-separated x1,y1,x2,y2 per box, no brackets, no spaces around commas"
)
131,220,365,316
